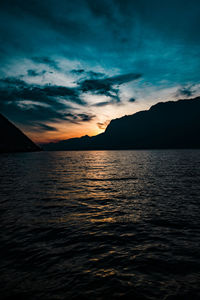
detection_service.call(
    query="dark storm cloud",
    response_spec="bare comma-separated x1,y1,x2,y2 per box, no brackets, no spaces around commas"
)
80,78,117,98
32,57,60,70
0,76,92,129
93,101,111,107
27,69,47,77
87,0,200,43
176,86,195,98
0,77,25,87
1,0,200,81
71,69,105,78
0,77,84,106
87,71,105,78
1,0,200,60
1,0,200,136
0,99,95,131
27,69,40,77
0,75,97,129
62,112,95,123
71,69,85,75
80,73,141,101
0,72,140,108
1,102,68,125
43,86,82,104
0,71,139,129
35,123,58,132
78,113,95,122
106,73,142,85
129,98,136,103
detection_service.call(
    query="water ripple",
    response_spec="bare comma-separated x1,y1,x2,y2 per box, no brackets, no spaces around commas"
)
0,150,200,300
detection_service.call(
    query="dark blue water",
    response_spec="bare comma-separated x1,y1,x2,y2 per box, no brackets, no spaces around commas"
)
0,150,200,300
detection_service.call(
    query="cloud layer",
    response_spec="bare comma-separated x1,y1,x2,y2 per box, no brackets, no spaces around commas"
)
0,0,200,141
0,71,140,133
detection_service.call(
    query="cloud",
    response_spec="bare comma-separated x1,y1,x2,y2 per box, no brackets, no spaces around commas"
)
176,86,195,98
129,97,136,102
0,77,26,87
33,123,58,132
79,73,141,101
32,57,60,70
77,113,95,122
1,0,200,142
0,76,95,131
31,114,95,132
0,100,95,133
0,77,85,106
97,120,110,130
87,71,105,78
71,69,105,79
0,72,140,133
63,112,95,123
0,102,68,124
27,69,47,77
93,101,111,107
71,69,85,74
105,73,142,85
1,72,140,111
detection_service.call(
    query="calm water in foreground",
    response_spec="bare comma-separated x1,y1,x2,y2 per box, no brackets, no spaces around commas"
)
0,150,200,300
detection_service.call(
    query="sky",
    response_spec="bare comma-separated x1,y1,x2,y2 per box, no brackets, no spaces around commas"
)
0,0,200,143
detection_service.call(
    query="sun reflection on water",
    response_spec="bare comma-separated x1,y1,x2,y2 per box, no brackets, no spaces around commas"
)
1,150,200,299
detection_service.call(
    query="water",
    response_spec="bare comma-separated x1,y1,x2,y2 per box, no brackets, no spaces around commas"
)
0,150,200,300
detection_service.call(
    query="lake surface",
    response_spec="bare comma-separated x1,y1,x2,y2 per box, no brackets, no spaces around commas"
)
0,150,200,300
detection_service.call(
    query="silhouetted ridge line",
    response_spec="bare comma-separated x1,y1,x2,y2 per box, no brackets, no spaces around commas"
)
0,113,41,153
44,97,200,150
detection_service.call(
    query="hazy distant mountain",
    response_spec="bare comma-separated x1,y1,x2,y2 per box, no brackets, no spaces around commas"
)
0,113,41,153
44,97,200,151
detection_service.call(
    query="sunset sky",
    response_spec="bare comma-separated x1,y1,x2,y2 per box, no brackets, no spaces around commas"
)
0,0,200,143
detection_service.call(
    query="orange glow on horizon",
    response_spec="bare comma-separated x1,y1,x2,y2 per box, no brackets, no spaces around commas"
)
20,101,150,145
25,121,104,144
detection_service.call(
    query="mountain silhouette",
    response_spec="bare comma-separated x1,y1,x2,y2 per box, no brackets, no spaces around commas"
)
0,113,41,153
44,96,200,151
